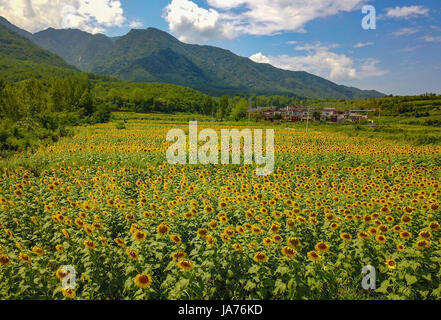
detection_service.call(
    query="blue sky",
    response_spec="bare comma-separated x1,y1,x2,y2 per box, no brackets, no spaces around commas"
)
1,0,440,95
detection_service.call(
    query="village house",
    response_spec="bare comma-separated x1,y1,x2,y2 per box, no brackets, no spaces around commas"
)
249,105,373,123
347,110,371,122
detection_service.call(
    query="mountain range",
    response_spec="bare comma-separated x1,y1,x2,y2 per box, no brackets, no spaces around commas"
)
0,22,77,81
0,16,384,99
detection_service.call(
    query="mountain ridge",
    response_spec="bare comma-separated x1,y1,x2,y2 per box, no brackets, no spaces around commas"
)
0,23,78,81
0,16,385,99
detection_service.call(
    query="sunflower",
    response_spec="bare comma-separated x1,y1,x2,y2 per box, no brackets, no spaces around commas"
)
287,237,300,248
134,273,152,289
32,247,45,256
232,243,243,252
385,259,397,270
263,238,273,246
0,254,11,266
172,251,186,261
363,215,372,223
83,225,94,235
55,244,64,253
99,236,109,246
224,227,235,237
357,231,370,240
19,253,31,263
236,226,245,235
396,244,405,252
251,226,262,235
177,259,194,270
170,235,182,245
62,288,76,299
330,222,339,230
254,252,268,263
220,233,231,243
123,248,138,260
61,229,70,239
15,242,22,251
286,218,296,228
419,231,432,240
400,231,412,240
340,233,352,242
196,228,209,238
133,231,147,242
416,239,431,249
315,242,330,253
56,268,69,280
375,234,387,244
429,222,440,231
248,242,258,249
30,216,38,225
114,238,125,247
269,222,281,233
380,206,391,214
307,251,321,262
401,215,412,224
206,235,215,247
209,220,218,230
157,223,171,236
281,246,297,259
84,240,96,250
272,235,283,243
74,218,84,228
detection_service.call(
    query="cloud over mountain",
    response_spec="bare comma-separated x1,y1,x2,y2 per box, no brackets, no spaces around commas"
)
164,0,365,42
0,0,128,34
250,42,387,82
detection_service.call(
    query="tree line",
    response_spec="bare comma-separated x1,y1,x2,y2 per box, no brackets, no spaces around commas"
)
0,74,111,156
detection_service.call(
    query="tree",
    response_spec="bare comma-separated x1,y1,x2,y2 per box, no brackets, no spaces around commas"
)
79,88,94,116
231,98,248,121
201,96,214,116
218,95,229,120
0,78,6,116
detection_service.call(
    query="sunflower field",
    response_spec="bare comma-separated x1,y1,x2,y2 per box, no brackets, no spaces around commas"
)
0,118,441,300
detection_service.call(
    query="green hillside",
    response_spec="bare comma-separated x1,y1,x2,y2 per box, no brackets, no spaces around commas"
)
91,28,384,99
32,28,114,71
0,16,384,99
0,24,77,81
0,16,32,39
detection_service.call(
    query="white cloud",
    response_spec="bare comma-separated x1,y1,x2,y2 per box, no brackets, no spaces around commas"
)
391,27,420,36
250,43,387,82
249,52,271,64
423,35,441,43
163,0,366,42
398,46,422,53
0,0,127,34
383,6,429,19
162,0,238,42
353,42,373,48
129,20,144,29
